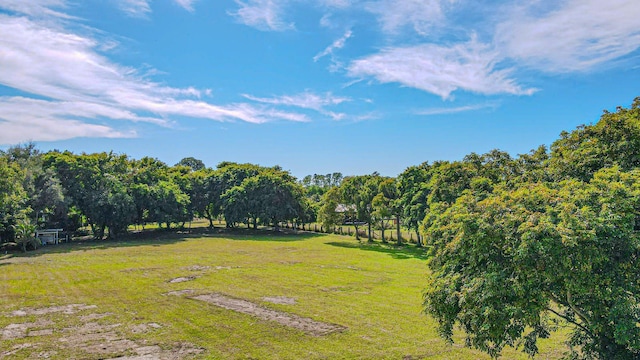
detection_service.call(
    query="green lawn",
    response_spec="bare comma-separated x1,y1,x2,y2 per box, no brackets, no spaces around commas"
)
0,230,566,359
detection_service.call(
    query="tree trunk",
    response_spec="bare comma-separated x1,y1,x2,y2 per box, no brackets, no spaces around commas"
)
367,222,372,242
253,218,258,230
89,222,97,239
95,224,104,240
416,231,422,247
396,215,402,246
381,220,386,243
354,224,360,240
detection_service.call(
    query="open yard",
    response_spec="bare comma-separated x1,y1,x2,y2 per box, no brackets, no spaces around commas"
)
0,229,566,359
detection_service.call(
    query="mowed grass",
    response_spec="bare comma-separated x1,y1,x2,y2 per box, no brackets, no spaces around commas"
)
0,230,566,359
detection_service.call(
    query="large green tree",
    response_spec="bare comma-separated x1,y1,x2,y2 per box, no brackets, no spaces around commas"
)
397,163,431,246
0,155,27,243
371,177,401,244
340,175,381,242
45,152,135,239
423,167,640,359
221,169,305,230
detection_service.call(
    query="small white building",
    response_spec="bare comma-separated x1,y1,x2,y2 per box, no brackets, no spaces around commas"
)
36,229,64,245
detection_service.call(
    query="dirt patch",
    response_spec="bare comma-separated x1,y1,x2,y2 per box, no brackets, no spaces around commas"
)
28,329,53,337
121,267,161,273
165,289,196,296
184,265,210,271
58,321,202,358
168,276,197,283
214,266,233,270
34,350,57,358
131,322,162,334
2,320,53,340
10,304,97,317
192,293,345,336
3,304,203,359
262,296,296,305
63,321,122,335
78,338,139,355
0,343,34,358
79,312,113,321
105,343,204,360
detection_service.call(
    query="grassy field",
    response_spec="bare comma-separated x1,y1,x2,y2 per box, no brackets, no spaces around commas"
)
0,229,566,359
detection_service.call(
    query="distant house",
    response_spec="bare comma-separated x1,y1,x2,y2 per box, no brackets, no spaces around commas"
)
335,204,356,213
36,229,64,245
335,204,366,225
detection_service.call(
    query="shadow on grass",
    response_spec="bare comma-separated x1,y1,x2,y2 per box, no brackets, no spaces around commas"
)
217,229,325,242
0,227,323,263
325,241,430,260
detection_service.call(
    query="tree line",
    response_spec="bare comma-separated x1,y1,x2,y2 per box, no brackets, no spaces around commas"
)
1,98,639,359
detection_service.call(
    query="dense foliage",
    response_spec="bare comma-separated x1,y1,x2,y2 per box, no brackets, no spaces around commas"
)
421,99,640,359
1,98,638,359
0,151,309,242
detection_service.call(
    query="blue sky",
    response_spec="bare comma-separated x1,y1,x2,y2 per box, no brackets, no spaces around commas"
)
0,0,639,178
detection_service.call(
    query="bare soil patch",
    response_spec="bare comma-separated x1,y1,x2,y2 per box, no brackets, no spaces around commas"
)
1,343,35,358
105,343,204,360
262,296,296,305
28,329,53,337
191,293,345,336
10,304,97,317
131,322,163,334
2,319,53,340
79,312,113,321
2,305,203,359
214,266,233,270
121,267,161,273
165,289,196,296
184,265,209,271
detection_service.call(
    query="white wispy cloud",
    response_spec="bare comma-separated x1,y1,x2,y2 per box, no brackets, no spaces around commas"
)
243,91,350,110
318,0,352,8
0,9,307,143
365,0,450,35
347,38,536,99
243,91,350,120
0,97,137,144
314,29,353,62
114,0,198,17
495,0,640,72
174,0,198,11
415,102,498,115
230,0,294,31
0,0,71,18
115,0,152,18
